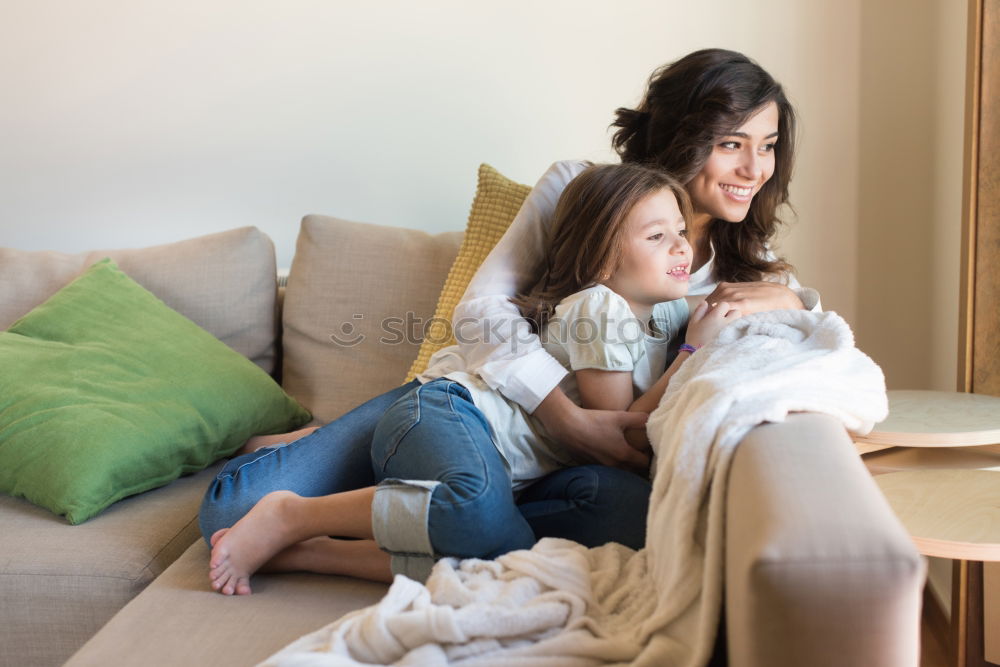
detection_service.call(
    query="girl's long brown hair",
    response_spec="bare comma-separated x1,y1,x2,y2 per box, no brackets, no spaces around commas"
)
610,48,795,282
511,163,692,331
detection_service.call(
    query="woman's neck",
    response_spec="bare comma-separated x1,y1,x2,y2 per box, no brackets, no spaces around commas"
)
687,212,713,273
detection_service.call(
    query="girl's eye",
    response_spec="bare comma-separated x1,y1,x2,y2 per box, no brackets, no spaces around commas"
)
719,141,739,150
647,233,663,241
679,229,689,238
760,142,777,153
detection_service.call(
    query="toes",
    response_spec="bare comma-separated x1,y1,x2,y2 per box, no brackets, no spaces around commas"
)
212,569,233,594
235,578,252,596
210,529,228,547
209,545,230,570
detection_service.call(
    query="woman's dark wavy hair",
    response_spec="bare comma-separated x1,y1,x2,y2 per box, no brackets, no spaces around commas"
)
511,163,693,332
611,48,795,283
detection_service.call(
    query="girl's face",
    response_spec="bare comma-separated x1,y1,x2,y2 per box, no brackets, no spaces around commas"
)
602,189,691,314
686,101,780,224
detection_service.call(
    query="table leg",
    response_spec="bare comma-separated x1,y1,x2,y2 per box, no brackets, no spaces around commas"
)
951,560,991,667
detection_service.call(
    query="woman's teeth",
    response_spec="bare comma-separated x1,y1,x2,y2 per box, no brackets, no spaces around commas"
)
721,184,752,197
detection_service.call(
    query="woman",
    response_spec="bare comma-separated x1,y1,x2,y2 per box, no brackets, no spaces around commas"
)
199,48,816,593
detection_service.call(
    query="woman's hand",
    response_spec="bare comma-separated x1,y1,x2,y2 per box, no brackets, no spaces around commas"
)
533,388,650,474
702,281,803,315
686,300,742,348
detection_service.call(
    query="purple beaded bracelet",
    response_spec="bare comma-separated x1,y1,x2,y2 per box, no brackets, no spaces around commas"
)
678,343,700,354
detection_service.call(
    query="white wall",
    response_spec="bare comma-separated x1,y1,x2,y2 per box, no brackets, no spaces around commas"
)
1,0,859,313
1,0,970,392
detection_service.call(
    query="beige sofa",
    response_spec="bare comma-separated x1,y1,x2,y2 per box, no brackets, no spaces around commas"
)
1,216,925,667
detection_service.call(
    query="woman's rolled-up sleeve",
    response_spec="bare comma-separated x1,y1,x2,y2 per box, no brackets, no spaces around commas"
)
450,160,587,414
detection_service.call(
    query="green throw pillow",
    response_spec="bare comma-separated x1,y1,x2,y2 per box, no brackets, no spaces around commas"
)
0,259,311,524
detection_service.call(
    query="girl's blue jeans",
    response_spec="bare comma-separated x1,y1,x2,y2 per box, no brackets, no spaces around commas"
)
199,379,651,580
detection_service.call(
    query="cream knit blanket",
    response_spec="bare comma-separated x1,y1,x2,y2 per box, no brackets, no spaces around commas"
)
260,310,887,667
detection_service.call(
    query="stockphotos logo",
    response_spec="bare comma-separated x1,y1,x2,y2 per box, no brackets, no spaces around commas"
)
329,312,662,350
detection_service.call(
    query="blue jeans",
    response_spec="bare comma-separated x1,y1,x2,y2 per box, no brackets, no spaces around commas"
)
199,380,650,564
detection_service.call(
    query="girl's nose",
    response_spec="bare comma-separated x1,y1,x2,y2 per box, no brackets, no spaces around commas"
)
670,235,690,254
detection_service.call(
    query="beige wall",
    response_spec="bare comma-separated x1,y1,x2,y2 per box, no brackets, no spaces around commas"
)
856,0,966,392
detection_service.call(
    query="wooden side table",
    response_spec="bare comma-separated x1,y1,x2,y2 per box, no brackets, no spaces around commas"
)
855,390,1000,449
858,390,1000,667
875,470,1000,667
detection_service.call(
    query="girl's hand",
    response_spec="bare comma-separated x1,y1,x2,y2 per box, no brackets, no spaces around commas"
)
686,300,742,348
702,281,803,315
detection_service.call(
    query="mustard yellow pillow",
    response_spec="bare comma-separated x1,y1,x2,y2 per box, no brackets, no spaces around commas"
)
405,164,531,381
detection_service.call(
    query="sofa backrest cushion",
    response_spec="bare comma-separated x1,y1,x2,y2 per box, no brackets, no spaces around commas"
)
282,216,462,422
0,227,279,374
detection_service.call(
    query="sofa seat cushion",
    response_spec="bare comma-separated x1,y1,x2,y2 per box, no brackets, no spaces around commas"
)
0,464,221,667
0,227,280,374
65,539,390,667
281,216,462,422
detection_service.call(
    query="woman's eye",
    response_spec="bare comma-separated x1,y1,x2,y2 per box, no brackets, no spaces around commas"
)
760,142,777,153
647,233,663,241
719,141,739,150
679,229,689,238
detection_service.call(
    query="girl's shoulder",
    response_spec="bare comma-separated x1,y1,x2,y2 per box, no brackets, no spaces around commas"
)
553,284,632,319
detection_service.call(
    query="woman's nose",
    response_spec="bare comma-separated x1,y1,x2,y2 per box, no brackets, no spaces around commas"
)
737,151,763,180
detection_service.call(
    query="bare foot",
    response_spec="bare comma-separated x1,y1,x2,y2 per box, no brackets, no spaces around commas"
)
208,491,304,595
237,426,319,455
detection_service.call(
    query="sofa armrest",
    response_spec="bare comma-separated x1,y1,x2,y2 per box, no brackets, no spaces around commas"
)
725,413,924,667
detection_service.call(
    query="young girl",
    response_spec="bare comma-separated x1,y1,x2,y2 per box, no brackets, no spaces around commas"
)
208,163,741,595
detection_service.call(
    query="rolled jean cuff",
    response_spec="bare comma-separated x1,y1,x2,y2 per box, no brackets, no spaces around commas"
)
389,554,436,583
373,479,440,562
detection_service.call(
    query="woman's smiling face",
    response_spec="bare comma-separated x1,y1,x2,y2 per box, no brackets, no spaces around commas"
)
686,101,779,224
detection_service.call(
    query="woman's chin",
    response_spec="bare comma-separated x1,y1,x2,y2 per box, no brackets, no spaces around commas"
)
714,203,753,223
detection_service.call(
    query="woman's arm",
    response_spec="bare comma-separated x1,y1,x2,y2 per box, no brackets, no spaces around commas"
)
702,282,822,313
532,390,650,471
690,246,822,314
702,281,805,314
